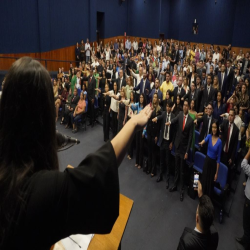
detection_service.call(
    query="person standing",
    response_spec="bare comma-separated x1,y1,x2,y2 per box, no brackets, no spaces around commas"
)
80,39,85,63
195,102,215,155
178,182,219,249
85,39,91,63
75,42,80,67
102,84,111,142
160,72,174,100
219,109,239,185
133,69,151,103
236,149,250,249
130,94,147,169
166,99,194,201
104,82,120,137
199,74,216,112
153,100,176,189
82,68,95,127
117,88,128,133
146,93,161,177
198,121,222,198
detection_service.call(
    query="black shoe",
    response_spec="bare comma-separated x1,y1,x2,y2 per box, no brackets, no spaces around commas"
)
235,237,246,246
180,192,184,202
169,186,177,192
156,176,163,183
166,181,169,189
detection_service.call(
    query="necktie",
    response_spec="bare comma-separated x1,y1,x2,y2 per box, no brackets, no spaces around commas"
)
207,87,210,95
165,114,169,138
183,115,186,131
222,73,224,86
178,88,181,94
120,78,122,89
225,124,231,152
207,117,211,136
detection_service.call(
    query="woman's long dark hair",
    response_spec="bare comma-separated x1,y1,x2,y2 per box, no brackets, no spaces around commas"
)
0,57,59,243
140,93,147,108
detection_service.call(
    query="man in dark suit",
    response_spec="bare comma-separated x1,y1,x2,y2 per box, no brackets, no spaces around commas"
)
178,183,219,250
226,59,235,95
195,103,215,155
63,88,80,125
112,69,126,91
182,81,198,110
153,100,176,188
133,69,151,103
218,64,227,97
168,76,186,104
241,52,250,75
201,70,207,86
149,78,163,103
199,74,216,112
220,109,239,185
170,45,180,72
119,52,131,75
82,68,95,127
166,99,194,201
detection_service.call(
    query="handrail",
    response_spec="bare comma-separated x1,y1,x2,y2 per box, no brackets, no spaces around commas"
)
0,56,77,69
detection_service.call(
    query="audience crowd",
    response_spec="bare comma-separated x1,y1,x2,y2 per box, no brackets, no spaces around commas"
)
19,37,250,249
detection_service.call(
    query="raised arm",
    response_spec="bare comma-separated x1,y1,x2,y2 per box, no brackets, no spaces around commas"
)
111,105,152,165
242,149,250,177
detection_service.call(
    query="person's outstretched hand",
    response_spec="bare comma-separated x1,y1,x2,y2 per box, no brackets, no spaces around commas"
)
130,105,153,132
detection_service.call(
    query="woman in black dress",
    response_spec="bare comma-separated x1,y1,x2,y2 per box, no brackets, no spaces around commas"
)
127,91,136,160
172,94,183,116
103,84,111,142
98,69,108,114
198,120,222,198
146,93,161,177
130,94,147,169
117,88,128,133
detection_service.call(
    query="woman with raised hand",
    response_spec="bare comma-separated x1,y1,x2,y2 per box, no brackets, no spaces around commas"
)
198,120,222,198
146,93,161,177
130,93,147,169
0,56,153,249
117,88,128,133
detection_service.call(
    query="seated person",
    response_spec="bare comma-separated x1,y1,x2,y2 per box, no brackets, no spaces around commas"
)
70,91,86,133
55,85,69,122
63,88,80,128
177,181,219,250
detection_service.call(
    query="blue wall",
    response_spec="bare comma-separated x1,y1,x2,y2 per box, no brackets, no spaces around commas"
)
0,0,40,53
0,0,249,54
169,0,237,46
128,0,169,39
232,0,250,47
0,0,127,54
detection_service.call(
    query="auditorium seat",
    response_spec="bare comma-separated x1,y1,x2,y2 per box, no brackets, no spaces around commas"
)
213,162,229,223
192,151,206,173
194,130,200,150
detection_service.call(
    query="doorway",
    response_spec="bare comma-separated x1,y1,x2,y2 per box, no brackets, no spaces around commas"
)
97,12,105,44
159,33,165,41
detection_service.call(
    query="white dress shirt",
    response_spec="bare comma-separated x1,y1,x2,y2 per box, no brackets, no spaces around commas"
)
85,43,91,56
164,113,171,140
76,77,81,89
131,70,143,94
109,90,120,112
